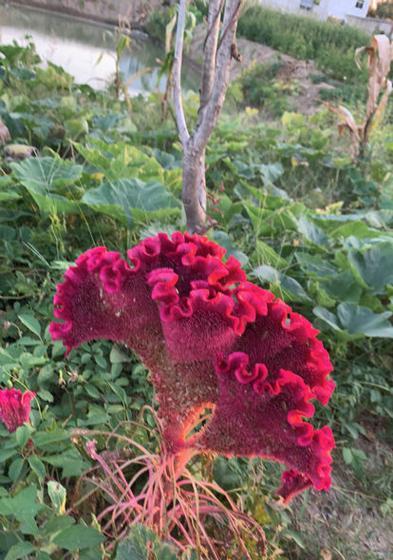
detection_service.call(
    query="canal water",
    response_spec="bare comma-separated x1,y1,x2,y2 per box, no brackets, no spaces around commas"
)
0,3,198,93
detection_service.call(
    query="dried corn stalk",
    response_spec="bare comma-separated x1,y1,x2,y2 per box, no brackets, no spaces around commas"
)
0,119,11,144
328,34,393,158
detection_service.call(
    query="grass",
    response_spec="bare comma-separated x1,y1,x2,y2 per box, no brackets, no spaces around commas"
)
238,5,369,82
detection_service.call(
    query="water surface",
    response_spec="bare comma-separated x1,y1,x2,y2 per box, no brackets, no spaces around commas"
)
0,3,198,93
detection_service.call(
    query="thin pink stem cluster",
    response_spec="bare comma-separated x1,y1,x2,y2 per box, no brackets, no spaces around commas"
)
72,411,266,558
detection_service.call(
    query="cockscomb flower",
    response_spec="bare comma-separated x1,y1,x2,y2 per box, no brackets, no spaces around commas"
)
0,388,35,433
50,231,335,503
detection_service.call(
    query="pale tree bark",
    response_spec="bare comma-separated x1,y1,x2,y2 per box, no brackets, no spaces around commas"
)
173,0,242,233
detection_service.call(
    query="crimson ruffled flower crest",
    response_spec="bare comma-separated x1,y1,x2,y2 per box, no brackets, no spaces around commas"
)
50,231,335,503
0,388,35,433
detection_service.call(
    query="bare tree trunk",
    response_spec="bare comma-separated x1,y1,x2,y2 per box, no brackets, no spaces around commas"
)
182,146,206,233
173,0,242,233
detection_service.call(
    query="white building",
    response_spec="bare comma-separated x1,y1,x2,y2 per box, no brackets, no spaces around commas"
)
260,0,372,21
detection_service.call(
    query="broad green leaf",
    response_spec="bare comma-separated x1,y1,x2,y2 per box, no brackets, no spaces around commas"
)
115,524,177,560
52,525,104,551
0,485,44,535
0,449,18,462
321,271,362,304
8,457,24,482
74,140,163,182
0,191,21,202
297,216,328,247
18,313,41,338
337,303,393,338
15,425,32,448
28,456,46,480
109,346,130,364
348,242,393,294
33,429,71,449
211,231,249,266
4,541,35,560
253,265,311,303
82,179,180,226
11,157,83,214
213,457,244,491
330,221,384,240
296,252,337,278
43,515,75,537
314,304,393,338
313,306,343,333
43,448,88,477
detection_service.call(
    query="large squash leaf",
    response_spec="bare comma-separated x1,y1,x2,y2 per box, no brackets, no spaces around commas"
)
348,242,393,294
82,178,180,226
314,303,393,339
11,157,83,214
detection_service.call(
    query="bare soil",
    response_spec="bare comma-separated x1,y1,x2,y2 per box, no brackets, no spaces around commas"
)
189,25,335,115
288,434,393,560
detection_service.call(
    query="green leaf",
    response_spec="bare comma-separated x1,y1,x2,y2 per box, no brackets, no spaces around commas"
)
314,304,393,338
8,457,24,482
109,346,129,364
296,252,336,278
321,271,362,304
313,306,343,333
74,141,163,182
82,179,180,226
337,303,393,338
33,429,70,449
297,216,329,247
0,449,17,462
348,242,393,295
211,231,249,266
4,541,35,560
43,515,75,537
47,481,67,514
15,425,31,448
0,191,21,202
0,485,44,535
28,456,46,480
11,157,83,214
253,265,311,303
213,457,244,491
43,447,88,477
115,524,177,560
52,525,104,551
18,314,41,338
342,447,353,465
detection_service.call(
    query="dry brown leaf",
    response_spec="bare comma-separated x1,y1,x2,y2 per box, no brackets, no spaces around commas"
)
329,34,393,159
0,119,11,144
371,78,393,133
366,34,392,118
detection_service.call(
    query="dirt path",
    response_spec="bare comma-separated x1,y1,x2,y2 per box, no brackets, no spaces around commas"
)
189,25,334,115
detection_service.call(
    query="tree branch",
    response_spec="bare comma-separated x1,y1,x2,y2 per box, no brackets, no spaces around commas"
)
173,0,190,146
199,0,224,113
194,0,242,153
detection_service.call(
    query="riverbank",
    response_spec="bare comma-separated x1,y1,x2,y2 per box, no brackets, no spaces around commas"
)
8,0,163,28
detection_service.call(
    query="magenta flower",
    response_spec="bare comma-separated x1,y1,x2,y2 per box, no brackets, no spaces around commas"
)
0,388,35,432
50,231,335,503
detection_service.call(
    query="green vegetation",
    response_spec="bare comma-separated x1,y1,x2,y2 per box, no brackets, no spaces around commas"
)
0,37,393,559
372,1,393,20
238,5,369,82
